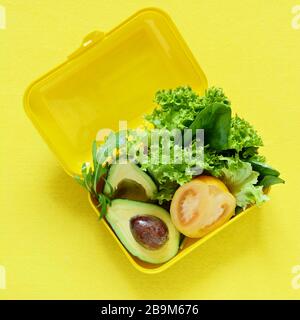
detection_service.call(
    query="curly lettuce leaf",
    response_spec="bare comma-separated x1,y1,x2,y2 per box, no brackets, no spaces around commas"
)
140,140,204,203
145,87,230,131
96,128,205,203
203,149,225,177
220,157,268,208
228,115,263,151
235,184,267,209
92,86,283,206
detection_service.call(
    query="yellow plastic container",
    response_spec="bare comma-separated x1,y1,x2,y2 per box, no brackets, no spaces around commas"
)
24,8,257,274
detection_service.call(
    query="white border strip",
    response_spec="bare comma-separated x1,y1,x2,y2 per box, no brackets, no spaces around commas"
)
0,5,6,30
0,265,6,289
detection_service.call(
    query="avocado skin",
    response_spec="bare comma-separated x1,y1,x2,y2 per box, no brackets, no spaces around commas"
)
106,199,180,264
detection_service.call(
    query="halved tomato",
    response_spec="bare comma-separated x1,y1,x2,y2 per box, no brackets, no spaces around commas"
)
195,175,229,192
170,177,236,238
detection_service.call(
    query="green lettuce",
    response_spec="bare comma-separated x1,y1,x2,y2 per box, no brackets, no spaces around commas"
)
96,128,205,203
228,115,263,151
219,157,268,208
200,153,269,208
249,160,285,188
145,86,230,130
140,141,204,203
77,86,284,211
189,102,231,150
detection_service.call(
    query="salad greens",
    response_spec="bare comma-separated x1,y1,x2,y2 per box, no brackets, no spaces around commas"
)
145,87,230,130
75,86,284,216
189,102,231,150
228,115,263,151
75,141,113,219
218,156,268,208
143,87,284,208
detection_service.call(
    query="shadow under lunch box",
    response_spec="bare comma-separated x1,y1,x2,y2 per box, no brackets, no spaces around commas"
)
24,8,258,274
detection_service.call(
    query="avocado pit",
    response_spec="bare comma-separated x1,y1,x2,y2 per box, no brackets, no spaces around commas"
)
130,215,169,250
115,179,148,202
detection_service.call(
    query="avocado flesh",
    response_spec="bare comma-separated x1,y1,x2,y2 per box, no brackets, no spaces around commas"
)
106,199,180,264
104,163,157,201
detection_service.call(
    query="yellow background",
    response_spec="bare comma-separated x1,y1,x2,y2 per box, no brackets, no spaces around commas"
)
1,0,300,299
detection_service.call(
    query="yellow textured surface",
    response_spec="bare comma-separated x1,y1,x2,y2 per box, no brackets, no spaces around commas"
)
0,0,299,299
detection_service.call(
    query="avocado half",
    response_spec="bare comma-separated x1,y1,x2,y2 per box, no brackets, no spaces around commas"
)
106,199,180,264
103,163,157,202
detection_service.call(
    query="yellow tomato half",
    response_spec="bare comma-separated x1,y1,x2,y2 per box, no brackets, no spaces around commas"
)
170,177,236,238
195,175,229,192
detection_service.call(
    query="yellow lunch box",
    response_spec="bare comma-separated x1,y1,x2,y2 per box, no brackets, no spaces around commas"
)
24,7,260,274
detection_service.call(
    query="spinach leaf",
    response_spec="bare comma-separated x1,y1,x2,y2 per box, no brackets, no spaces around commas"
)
250,161,280,177
189,102,231,151
258,175,285,188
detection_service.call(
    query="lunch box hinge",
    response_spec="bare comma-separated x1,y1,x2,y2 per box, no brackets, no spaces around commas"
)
68,30,105,60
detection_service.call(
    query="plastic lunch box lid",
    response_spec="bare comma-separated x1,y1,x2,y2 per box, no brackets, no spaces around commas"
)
24,8,207,177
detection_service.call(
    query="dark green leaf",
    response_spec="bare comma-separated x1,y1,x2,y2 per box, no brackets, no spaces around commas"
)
250,161,280,177
189,102,231,150
106,196,111,206
240,147,259,159
258,175,285,188
235,206,244,215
